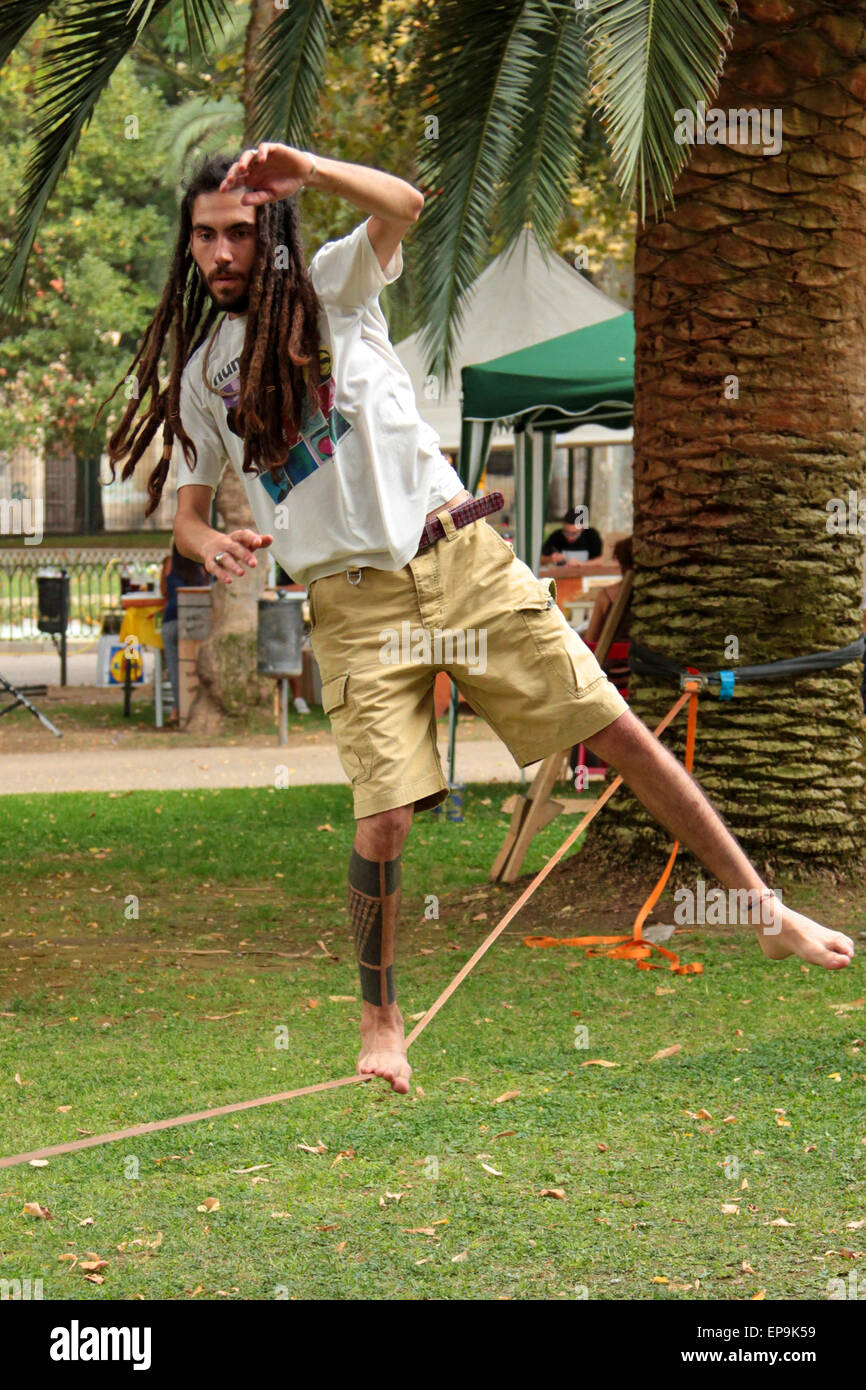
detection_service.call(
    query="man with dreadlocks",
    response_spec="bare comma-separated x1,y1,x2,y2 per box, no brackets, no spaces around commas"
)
104,142,853,1097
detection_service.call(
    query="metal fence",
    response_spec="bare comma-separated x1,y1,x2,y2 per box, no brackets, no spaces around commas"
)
0,548,170,640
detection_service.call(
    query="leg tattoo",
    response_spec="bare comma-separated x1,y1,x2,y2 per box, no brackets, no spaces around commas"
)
348,846,402,1005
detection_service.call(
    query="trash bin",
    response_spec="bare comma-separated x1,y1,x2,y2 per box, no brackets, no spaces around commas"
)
257,591,305,677
36,571,69,635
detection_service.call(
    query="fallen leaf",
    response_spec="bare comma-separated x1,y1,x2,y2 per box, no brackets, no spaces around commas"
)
493,1090,520,1104
229,1164,271,1174
480,1162,503,1176
651,1275,669,1284
28,1159,49,1168
721,1203,739,1215
451,1250,468,1263
297,1141,327,1155
751,1290,766,1301
581,1059,619,1068
403,1226,437,1236
597,1143,609,1152
84,1273,104,1285
22,1202,51,1219
56,1105,72,1114
317,823,335,832
741,1260,756,1275
196,1197,220,1213
79,1260,108,1273
846,1220,866,1230
540,1188,566,1199
769,1217,793,1227
328,996,356,1003
650,1045,682,1061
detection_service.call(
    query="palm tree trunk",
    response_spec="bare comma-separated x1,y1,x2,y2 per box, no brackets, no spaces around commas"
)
597,0,866,875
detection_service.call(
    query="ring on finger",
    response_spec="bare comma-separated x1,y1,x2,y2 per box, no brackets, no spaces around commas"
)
213,551,227,565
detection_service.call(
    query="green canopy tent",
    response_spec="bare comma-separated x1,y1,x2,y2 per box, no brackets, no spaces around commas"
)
458,311,635,570
442,312,635,787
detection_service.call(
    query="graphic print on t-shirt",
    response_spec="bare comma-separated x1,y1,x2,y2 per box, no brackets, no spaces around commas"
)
210,344,352,506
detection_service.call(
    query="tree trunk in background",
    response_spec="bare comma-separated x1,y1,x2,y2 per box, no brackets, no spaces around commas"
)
595,0,866,877
185,0,279,731
186,461,272,733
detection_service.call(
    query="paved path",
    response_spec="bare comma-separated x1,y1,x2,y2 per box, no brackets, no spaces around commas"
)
0,739,534,795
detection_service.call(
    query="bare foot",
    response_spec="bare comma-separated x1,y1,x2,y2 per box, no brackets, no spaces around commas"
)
357,1002,412,1094
758,899,855,970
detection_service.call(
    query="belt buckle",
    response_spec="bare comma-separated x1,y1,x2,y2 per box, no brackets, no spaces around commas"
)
346,567,363,585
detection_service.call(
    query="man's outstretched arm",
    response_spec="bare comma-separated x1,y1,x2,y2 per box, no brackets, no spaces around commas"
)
220,142,424,271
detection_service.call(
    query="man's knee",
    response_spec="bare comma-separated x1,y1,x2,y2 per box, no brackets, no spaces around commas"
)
583,708,645,762
355,804,413,857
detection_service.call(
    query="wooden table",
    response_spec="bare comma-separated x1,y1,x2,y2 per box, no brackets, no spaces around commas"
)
538,559,620,622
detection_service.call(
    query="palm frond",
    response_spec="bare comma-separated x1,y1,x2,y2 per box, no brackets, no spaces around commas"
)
0,0,235,319
497,0,588,250
249,0,332,147
0,0,54,70
160,93,244,186
412,0,550,385
178,0,233,54
588,0,735,221
0,0,173,319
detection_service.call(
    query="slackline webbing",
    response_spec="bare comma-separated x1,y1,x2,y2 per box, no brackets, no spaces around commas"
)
630,634,865,697
0,693,692,1170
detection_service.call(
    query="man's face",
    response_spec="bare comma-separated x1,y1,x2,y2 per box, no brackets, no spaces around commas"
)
562,522,582,543
189,190,258,314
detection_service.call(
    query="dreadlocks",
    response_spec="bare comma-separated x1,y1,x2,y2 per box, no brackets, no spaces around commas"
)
97,152,322,516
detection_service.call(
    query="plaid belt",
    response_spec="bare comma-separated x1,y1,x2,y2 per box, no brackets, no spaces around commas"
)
415,490,505,554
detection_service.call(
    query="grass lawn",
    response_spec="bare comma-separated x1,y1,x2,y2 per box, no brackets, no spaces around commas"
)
0,784,864,1301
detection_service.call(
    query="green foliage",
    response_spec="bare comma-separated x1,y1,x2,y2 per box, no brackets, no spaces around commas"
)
588,0,735,220
0,39,176,457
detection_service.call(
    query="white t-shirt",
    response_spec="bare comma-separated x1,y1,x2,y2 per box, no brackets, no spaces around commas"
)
172,218,464,585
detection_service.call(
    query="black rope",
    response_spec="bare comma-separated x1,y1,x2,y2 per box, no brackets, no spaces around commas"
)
630,635,866,696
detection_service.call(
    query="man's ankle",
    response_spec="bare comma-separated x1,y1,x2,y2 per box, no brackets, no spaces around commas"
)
361,999,402,1023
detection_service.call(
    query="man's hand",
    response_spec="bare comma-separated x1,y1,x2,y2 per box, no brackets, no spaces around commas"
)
202,529,274,584
220,144,315,205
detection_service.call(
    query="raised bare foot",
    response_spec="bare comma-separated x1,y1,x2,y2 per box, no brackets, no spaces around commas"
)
758,898,855,970
357,1001,412,1094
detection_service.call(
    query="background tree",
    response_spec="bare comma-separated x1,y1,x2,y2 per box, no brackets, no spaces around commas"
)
0,33,175,530
600,0,866,875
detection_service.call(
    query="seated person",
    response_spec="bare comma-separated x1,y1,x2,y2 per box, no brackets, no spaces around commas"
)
541,507,602,562
570,536,633,781
584,535,633,653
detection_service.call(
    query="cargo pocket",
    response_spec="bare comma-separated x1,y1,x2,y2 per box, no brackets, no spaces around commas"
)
518,582,587,698
320,671,374,786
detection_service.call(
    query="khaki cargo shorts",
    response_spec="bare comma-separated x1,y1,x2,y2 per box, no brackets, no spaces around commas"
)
308,511,629,819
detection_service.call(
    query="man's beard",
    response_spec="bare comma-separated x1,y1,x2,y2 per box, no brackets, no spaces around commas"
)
209,284,249,314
